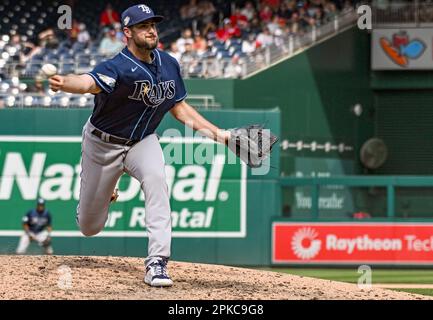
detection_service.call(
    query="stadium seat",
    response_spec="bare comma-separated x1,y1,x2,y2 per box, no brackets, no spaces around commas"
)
24,64,41,77
59,52,74,61
44,51,59,63
59,63,75,74
23,95,34,107
0,0,344,84
0,82,10,93
216,51,231,59
5,95,16,107
51,95,70,108
41,96,52,107
30,55,44,63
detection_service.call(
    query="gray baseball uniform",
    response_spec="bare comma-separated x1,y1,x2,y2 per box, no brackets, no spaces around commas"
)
77,119,171,264
74,5,187,268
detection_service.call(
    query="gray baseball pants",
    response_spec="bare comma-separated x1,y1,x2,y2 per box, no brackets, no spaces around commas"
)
77,120,171,265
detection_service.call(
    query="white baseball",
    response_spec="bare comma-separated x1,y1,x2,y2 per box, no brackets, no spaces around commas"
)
41,64,58,77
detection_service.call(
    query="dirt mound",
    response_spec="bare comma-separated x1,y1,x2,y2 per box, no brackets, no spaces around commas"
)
0,255,428,300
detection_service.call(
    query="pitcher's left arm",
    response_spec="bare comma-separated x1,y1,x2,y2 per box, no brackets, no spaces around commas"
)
170,100,231,144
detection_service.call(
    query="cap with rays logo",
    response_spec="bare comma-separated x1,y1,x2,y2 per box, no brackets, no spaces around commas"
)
121,4,164,28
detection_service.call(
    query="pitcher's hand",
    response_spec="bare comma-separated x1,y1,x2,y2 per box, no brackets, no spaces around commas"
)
48,75,64,92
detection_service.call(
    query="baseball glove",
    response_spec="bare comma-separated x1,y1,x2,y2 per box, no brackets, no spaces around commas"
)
227,124,278,168
42,236,52,247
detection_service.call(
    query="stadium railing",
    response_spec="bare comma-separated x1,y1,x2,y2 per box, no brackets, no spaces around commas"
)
179,7,359,78
0,93,221,109
373,2,433,28
241,7,359,77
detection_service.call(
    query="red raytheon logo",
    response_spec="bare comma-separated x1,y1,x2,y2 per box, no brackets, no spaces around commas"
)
272,222,433,265
291,227,321,260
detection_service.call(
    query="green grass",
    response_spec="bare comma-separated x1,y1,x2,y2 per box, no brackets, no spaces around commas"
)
392,289,433,297
262,268,433,284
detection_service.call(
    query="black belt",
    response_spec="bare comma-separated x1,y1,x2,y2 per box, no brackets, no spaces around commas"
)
91,128,138,146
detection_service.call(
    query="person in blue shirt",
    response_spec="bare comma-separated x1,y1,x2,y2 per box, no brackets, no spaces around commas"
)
16,198,53,255
48,4,231,287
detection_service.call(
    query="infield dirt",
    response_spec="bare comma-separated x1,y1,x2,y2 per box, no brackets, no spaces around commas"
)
0,255,429,300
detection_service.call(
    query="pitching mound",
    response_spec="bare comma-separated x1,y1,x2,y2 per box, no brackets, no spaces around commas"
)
0,255,429,300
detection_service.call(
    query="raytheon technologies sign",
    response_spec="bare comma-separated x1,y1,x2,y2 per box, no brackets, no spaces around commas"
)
273,222,433,265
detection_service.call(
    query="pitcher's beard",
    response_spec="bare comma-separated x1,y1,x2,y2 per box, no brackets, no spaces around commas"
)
135,38,159,50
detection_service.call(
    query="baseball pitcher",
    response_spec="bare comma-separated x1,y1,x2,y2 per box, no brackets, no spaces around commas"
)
47,4,276,287
48,4,233,287
16,198,54,255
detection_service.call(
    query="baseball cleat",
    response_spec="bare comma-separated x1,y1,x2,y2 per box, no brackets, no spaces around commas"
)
144,258,173,287
110,188,119,203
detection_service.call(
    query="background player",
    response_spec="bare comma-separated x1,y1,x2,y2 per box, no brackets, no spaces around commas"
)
16,198,53,255
48,4,231,287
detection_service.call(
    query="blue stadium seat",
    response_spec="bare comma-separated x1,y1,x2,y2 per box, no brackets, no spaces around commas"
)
24,63,41,77
92,54,106,64
59,63,75,74
231,38,243,46
44,51,59,62
57,42,72,55
202,51,216,59
77,54,91,62
78,62,91,71
40,96,52,107
51,95,70,108
59,52,73,61
5,95,16,107
72,42,87,52
214,41,225,50
30,54,44,62
217,50,231,59
70,95,92,108
230,43,242,51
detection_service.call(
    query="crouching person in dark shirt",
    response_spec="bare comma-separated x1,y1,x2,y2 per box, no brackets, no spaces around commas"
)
16,198,53,255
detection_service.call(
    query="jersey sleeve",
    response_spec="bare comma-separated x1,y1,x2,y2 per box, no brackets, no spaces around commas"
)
22,211,30,224
87,60,119,94
174,61,187,103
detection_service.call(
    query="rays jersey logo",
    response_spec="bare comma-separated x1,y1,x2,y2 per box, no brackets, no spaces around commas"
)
128,80,176,108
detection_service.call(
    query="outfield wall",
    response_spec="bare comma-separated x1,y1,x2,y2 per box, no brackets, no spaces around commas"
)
186,27,433,221
0,108,280,266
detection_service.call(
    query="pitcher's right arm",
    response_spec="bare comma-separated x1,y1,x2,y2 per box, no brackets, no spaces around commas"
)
48,74,101,94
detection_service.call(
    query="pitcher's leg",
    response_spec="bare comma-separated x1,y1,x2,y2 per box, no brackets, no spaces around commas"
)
124,134,171,263
77,125,124,236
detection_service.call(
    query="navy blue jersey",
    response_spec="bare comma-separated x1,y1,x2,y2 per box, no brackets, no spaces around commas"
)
87,47,187,140
22,209,52,234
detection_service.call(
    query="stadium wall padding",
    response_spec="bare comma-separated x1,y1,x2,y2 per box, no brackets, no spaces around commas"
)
185,79,236,108
0,108,280,266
